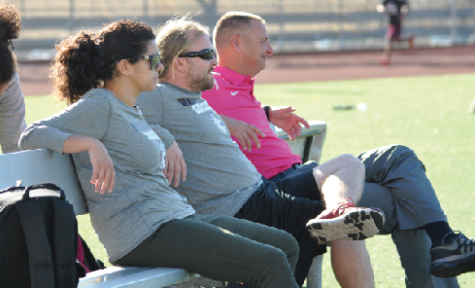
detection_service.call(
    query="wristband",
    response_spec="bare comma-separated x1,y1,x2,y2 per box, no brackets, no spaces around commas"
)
264,106,270,122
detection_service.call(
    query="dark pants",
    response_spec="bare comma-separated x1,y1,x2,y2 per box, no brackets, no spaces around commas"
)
234,164,325,287
269,144,459,288
116,214,299,288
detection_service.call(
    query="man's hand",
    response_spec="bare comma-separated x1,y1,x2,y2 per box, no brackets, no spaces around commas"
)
220,115,265,152
164,141,187,187
269,106,310,140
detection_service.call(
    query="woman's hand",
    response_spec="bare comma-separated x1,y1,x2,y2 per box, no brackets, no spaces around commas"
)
63,135,115,194
88,140,116,194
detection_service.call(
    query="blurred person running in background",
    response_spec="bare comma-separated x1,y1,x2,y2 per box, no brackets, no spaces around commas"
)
0,1,26,154
377,0,415,65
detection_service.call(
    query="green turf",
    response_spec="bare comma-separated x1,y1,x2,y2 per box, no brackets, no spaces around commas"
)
23,73,475,287
255,73,475,287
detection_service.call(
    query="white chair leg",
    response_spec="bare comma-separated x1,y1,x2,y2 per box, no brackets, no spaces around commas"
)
306,254,323,288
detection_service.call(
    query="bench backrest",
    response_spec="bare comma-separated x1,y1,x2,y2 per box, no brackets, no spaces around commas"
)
0,121,326,216
0,149,88,215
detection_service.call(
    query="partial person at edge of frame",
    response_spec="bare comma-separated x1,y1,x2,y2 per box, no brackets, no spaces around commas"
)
376,0,415,65
0,1,26,154
205,11,474,287
19,19,301,288
469,96,475,114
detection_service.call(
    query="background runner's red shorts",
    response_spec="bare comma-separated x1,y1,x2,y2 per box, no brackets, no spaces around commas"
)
386,23,401,40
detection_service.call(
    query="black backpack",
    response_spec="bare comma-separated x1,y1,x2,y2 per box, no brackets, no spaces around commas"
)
0,183,79,288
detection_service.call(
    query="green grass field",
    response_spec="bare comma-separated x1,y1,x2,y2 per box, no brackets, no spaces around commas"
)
24,73,475,287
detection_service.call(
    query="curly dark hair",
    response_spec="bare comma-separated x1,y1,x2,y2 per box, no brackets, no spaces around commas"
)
50,19,155,105
0,1,21,86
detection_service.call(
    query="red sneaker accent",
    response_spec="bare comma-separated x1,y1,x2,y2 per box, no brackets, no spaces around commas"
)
316,198,356,220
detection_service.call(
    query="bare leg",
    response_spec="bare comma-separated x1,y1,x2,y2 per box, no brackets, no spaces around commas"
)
313,154,365,206
399,34,415,49
331,240,375,288
380,39,392,65
312,154,376,288
385,39,392,59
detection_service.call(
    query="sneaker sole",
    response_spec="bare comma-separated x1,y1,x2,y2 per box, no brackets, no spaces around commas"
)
305,209,384,244
430,251,475,278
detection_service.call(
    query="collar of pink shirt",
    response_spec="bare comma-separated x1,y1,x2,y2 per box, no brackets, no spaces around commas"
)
213,65,255,88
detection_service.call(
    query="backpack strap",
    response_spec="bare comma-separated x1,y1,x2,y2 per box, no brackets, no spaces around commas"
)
15,199,55,288
52,198,78,288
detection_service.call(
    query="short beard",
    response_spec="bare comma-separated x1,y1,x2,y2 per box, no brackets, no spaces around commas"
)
187,63,214,93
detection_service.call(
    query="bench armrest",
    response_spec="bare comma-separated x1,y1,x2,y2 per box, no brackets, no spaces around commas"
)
273,120,327,163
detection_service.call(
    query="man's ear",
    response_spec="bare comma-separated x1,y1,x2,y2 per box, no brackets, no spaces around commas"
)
115,59,133,77
230,34,242,53
174,56,187,73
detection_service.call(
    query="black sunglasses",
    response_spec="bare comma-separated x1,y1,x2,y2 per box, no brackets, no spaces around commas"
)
111,53,161,70
137,53,161,70
178,49,215,60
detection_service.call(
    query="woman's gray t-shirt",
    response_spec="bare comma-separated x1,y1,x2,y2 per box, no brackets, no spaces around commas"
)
19,88,195,262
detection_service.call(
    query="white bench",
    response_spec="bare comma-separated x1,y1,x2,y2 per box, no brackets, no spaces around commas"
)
0,120,326,288
275,120,327,164
0,149,219,288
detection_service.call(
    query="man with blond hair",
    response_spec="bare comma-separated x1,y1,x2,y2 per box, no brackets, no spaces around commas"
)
137,16,385,288
203,11,474,288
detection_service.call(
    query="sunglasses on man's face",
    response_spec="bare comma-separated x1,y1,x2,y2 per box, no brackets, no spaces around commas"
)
178,49,215,60
137,53,161,70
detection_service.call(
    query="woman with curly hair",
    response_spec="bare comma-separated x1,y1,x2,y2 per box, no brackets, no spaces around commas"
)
19,19,300,288
0,1,26,154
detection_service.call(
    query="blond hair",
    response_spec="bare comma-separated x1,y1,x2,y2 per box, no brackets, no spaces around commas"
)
156,15,210,79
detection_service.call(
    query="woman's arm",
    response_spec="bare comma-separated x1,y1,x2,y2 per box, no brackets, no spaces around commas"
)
64,135,115,194
20,90,114,193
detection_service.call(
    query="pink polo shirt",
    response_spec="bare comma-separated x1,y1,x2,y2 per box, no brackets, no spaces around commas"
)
202,66,301,179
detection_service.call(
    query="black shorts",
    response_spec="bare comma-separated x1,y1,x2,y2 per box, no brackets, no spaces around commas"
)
269,161,321,200
234,162,325,286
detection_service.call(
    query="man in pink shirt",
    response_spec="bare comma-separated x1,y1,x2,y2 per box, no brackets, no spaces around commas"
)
204,66,301,179
202,11,473,287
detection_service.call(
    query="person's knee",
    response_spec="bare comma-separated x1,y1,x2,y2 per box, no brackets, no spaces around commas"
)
282,231,299,257
314,154,365,184
265,247,294,270
390,144,412,154
389,145,425,168
339,154,365,176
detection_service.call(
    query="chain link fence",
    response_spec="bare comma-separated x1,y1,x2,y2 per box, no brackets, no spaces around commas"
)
5,0,475,60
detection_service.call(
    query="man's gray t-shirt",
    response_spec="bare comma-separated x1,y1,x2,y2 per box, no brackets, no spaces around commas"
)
137,83,262,216
20,88,195,262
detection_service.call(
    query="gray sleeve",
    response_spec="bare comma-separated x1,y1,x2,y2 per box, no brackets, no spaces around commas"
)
19,93,111,154
0,74,27,154
138,88,175,149
149,124,175,149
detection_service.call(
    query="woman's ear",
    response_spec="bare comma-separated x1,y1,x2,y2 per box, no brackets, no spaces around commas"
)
115,59,133,77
